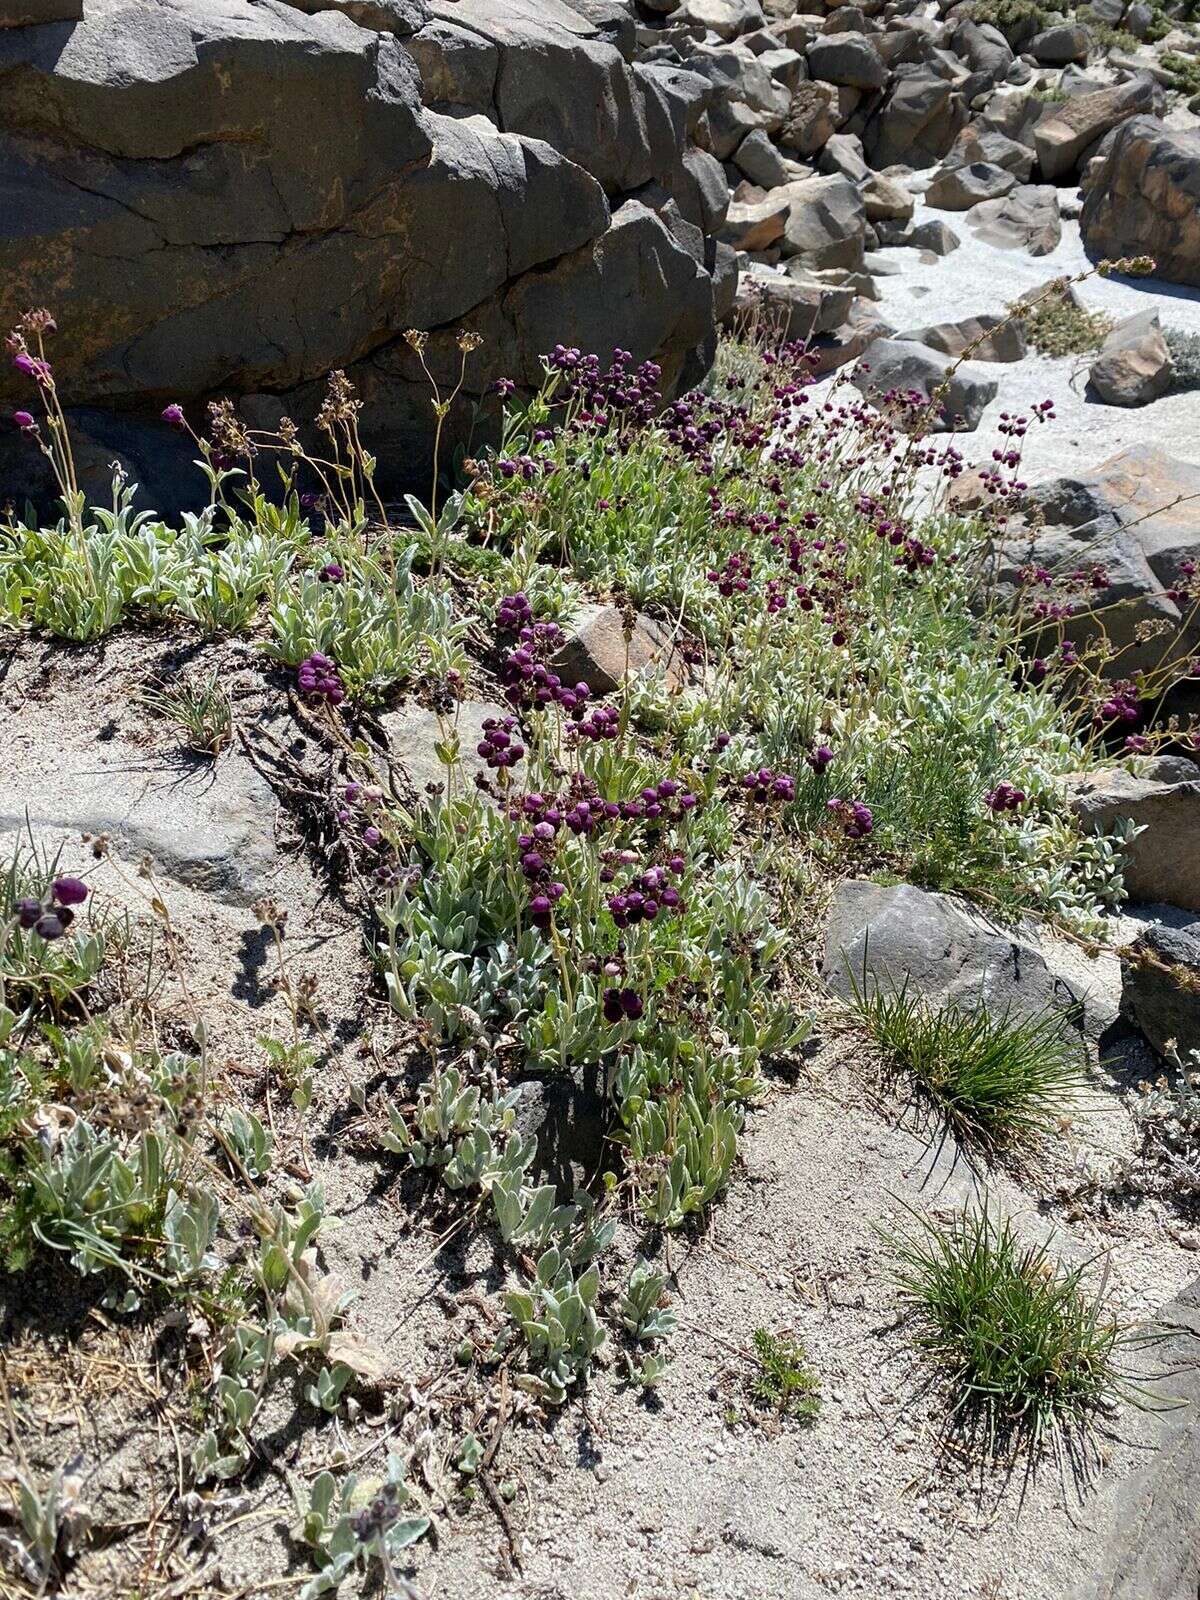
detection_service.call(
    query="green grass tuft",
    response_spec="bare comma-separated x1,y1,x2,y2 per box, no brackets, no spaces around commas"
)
850,979,1084,1152
887,1204,1138,1455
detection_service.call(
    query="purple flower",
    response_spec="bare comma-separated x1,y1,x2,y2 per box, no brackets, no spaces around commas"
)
11,409,36,433
319,562,344,583
14,897,42,930
162,403,186,428
51,876,89,907
34,912,66,940
296,652,345,706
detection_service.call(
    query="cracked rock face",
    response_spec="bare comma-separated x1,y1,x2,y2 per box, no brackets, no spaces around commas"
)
0,0,720,510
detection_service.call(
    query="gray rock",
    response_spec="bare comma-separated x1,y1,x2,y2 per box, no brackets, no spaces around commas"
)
1089,309,1173,408
1066,758,1200,912
875,216,962,252
991,444,1200,677
284,0,429,33
711,238,740,320
807,29,888,88
852,337,998,430
1032,74,1161,182
681,144,733,232
733,126,791,186
943,122,1035,179
380,698,527,804
0,738,281,909
1082,1272,1200,1599
861,170,915,220
1121,919,1200,1057
1029,22,1089,63
553,603,689,695
1124,0,1153,38
778,170,866,269
823,879,1110,1033
0,0,725,512
0,0,82,21
926,159,1017,209
705,94,768,157
949,18,1013,84
896,313,1026,362
778,78,838,152
721,191,792,248
865,62,966,167
979,84,1048,150
736,265,857,339
1081,117,1200,290
967,183,1061,254
680,0,765,38
818,129,870,180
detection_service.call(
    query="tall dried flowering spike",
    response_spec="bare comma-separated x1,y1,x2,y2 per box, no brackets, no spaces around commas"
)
207,398,254,459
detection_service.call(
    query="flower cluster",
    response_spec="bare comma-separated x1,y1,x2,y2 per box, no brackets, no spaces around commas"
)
477,716,526,770
740,767,796,804
827,798,874,839
12,875,89,941
573,703,621,743
296,652,345,705
707,553,752,598
503,622,592,717
1095,682,1141,727
495,591,533,633
607,856,687,928
337,780,389,851
985,782,1026,814
602,984,645,1024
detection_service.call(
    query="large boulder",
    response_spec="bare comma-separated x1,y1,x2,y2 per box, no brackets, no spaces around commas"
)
735,266,856,340
926,160,1017,210
1028,22,1089,63
1066,758,1200,912
990,445,1200,678
823,879,1114,1035
287,0,429,31
895,313,1026,363
1080,117,1200,289
778,79,839,154
1,0,82,19
1121,919,1200,1057
0,0,723,512
864,63,965,167
806,29,888,89
778,171,866,270
679,0,766,37
1032,74,1162,183
967,183,1061,254
851,338,998,431
1088,310,1173,408
943,123,1035,180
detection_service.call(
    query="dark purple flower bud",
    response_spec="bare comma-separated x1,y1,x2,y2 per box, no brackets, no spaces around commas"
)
35,912,66,940
603,988,625,1025
12,409,37,433
620,989,644,1021
15,896,41,929
52,876,89,907
162,403,186,428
